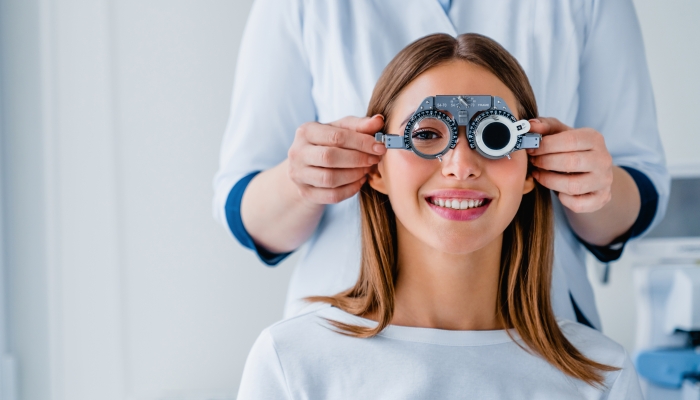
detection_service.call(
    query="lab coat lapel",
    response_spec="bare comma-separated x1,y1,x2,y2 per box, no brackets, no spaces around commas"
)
429,0,458,36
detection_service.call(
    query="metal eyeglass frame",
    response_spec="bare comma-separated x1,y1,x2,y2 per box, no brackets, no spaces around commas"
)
374,95,541,161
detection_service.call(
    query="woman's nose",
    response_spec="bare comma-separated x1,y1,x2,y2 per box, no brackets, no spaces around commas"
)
441,127,482,180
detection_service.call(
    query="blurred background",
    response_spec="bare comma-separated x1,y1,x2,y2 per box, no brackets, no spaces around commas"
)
0,0,697,399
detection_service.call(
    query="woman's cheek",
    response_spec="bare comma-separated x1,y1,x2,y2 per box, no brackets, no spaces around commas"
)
488,155,529,214
489,153,528,182
393,151,431,187
390,171,424,213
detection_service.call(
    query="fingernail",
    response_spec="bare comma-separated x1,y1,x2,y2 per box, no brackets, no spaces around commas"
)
372,114,385,120
529,118,541,124
369,156,380,164
373,143,386,153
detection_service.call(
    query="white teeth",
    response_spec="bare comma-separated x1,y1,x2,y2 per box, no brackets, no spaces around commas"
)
429,198,485,210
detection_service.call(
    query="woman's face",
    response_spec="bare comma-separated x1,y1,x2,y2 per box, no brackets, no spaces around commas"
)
369,61,535,255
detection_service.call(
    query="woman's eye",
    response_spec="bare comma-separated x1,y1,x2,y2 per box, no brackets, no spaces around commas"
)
412,129,441,140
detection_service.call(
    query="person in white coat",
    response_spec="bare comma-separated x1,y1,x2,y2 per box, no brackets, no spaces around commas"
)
213,0,669,327
237,33,643,398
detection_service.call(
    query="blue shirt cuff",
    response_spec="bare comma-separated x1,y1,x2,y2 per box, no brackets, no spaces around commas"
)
225,171,291,266
578,166,659,263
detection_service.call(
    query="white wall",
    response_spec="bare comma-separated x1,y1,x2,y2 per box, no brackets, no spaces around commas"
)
0,0,52,398
0,5,17,396
0,0,294,399
0,0,697,399
633,0,700,173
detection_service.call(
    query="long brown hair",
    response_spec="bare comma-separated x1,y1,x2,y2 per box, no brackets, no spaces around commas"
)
309,33,617,387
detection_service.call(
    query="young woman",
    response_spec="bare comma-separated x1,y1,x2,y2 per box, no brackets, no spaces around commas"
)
237,33,642,399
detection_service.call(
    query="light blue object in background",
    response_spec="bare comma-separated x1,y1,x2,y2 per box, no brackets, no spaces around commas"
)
630,179,700,400
636,349,700,388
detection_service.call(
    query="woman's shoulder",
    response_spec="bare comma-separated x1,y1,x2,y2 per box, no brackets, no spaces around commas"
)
257,304,359,354
245,303,366,381
239,305,341,399
557,320,645,397
557,319,629,368
266,303,334,333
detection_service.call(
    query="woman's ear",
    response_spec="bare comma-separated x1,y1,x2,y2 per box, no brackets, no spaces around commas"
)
523,171,535,194
367,163,388,195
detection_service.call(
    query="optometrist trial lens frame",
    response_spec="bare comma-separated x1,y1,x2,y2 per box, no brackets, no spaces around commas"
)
375,95,541,161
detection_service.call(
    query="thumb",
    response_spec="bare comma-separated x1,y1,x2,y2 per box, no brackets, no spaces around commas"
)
330,114,385,135
528,117,571,136
356,114,385,134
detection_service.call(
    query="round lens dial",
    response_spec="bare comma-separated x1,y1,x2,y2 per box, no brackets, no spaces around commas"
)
468,110,519,159
404,110,457,159
410,117,451,155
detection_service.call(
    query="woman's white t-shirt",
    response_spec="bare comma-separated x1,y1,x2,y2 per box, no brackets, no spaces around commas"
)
237,305,642,399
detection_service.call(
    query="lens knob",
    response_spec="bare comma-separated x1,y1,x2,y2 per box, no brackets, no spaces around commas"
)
468,109,520,159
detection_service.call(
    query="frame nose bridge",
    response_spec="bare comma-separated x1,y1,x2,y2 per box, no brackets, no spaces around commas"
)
449,125,471,154
443,126,480,169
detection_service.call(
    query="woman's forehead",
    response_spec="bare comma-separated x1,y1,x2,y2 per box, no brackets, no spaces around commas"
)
390,61,519,128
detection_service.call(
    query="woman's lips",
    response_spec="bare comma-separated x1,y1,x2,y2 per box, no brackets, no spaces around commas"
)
425,196,491,221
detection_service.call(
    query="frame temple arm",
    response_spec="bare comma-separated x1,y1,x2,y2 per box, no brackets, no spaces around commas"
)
517,133,541,149
375,132,406,149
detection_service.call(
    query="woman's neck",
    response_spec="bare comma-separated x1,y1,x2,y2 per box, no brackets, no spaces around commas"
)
391,224,504,331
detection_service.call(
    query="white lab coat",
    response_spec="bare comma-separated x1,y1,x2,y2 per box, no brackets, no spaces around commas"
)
213,0,670,326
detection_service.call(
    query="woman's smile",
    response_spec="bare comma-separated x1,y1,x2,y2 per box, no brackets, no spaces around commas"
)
424,189,492,221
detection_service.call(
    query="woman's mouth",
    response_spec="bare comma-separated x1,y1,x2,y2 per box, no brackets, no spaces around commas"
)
424,196,491,221
427,197,487,210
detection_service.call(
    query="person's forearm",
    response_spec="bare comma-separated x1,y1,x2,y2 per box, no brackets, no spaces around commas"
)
564,166,641,246
240,159,325,254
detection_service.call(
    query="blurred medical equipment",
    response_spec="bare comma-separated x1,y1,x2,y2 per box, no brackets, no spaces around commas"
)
631,176,700,400
375,95,540,161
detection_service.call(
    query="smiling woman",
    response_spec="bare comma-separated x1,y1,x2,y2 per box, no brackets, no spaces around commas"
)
237,33,642,399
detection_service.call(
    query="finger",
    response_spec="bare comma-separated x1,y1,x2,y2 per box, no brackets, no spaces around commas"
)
527,117,572,136
298,176,367,204
299,166,369,189
558,190,611,214
527,128,597,156
530,151,597,174
305,145,380,168
532,169,605,196
329,114,385,135
305,124,386,155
